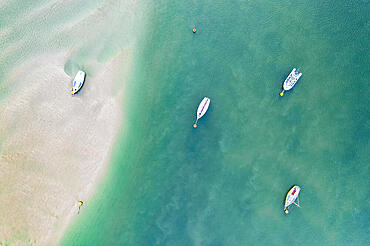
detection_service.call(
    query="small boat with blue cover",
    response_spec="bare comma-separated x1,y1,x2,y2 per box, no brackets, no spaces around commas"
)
71,70,86,95
280,68,302,96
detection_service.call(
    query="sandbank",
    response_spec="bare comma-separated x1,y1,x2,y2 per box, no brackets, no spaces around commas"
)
0,49,131,245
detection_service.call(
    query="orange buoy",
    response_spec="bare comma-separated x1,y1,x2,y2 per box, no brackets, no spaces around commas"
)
193,124,197,128
192,28,197,33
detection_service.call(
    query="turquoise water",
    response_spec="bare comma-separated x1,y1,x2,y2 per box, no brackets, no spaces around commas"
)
58,0,369,245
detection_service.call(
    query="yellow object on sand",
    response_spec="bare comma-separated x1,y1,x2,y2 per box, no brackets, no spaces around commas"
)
71,90,74,95
78,201,83,206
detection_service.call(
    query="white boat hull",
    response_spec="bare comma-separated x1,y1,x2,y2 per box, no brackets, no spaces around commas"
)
283,68,302,91
193,97,210,128
197,97,210,120
71,70,86,95
284,185,300,210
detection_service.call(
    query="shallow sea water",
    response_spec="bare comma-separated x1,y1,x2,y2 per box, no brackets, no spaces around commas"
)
6,0,367,245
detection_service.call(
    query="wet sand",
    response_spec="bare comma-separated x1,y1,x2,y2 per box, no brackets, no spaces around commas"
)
0,49,131,245
0,0,145,244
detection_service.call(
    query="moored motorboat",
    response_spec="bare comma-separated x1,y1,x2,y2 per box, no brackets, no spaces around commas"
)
280,68,302,96
284,185,301,214
193,97,210,128
71,70,86,95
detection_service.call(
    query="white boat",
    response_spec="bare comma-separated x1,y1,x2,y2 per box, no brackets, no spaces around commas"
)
71,70,86,95
193,97,210,128
280,68,302,96
284,185,301,214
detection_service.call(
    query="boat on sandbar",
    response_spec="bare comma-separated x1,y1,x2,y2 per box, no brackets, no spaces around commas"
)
193,97,210,128
284,185,301,214
71,70,86,95
280,68,302,96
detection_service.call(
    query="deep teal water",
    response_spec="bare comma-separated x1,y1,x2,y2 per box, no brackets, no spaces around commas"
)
61,0,369,245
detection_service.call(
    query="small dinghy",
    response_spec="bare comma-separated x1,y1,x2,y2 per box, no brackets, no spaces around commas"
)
280,68,302,96
284,185,301,214
71,70,86,95
193,97,210,128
